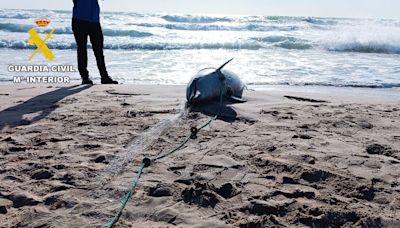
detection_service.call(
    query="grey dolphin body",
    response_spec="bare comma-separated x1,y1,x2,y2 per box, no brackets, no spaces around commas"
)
186,59,246,104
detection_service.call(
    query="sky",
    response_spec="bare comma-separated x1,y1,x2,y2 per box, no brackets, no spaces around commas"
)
1,0,399,19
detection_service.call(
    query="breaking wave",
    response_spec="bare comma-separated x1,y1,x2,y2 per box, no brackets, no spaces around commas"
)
2,35,399,54
0,11,32,19
0,39,262,50
320,32,400,54
161,14,232,23
102,28,152,37
0,23,153,37
132,22,301,31
0,23,32,33
255,34,400,53
253,35,313,50
326,42,400,54
302,17,338,25
0,40,76,49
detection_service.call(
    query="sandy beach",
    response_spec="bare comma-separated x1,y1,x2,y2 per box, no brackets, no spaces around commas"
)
0,84,399,227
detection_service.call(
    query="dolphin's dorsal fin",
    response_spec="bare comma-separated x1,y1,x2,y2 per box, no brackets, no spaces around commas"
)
216,58,234,72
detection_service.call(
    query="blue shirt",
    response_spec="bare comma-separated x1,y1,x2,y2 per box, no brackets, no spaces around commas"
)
73,0,100,22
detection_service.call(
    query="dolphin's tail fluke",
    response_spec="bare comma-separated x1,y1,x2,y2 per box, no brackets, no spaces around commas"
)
216,58,234,72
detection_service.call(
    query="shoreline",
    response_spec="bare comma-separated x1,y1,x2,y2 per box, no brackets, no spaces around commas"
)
0,83,399,101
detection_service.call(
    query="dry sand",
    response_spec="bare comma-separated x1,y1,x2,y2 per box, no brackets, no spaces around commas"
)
0,84,399,227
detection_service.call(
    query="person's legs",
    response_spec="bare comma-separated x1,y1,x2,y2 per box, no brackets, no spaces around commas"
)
89,23,118,84
72,19,92,84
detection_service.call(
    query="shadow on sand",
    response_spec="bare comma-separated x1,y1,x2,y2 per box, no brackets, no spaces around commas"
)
188,100,238,123
0,85,92,130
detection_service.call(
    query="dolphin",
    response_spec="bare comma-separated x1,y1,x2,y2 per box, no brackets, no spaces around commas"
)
186,59,246,104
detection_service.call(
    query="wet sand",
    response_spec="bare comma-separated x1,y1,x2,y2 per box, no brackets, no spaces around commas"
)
0,84,399,227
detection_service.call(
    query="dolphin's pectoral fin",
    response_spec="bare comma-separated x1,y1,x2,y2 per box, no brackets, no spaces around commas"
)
193,92,202,101
189,89,202,103
188,90,196,102
228,95,247,103
188,79,199,102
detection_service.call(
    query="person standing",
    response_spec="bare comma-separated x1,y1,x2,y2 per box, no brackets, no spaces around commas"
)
72,0,118,84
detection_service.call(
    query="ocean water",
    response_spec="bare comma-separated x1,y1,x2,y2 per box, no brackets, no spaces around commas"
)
0,8,400,88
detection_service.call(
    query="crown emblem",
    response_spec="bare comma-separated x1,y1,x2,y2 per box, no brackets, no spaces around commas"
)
35,19,50,27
